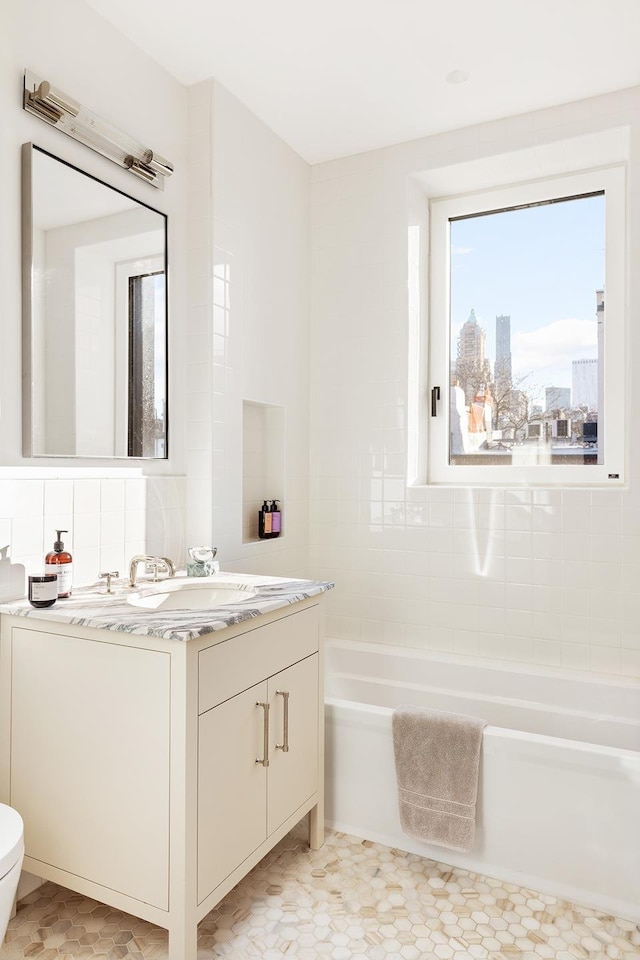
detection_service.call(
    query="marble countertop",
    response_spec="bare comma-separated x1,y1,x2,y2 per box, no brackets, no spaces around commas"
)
0,572,334,642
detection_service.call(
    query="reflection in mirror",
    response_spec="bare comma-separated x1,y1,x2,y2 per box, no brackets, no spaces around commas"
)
23,143,168,458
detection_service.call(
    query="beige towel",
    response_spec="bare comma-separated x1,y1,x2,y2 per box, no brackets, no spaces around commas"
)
392,705,486,852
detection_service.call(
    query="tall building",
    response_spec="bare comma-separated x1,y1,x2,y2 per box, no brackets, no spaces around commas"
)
495,314,512,388
572,359,598,410
545,386,571,412
455,309,492,404
457,309,486,362
571,291,604,413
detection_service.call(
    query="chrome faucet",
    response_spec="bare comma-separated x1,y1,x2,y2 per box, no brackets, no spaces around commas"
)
129,555,176,588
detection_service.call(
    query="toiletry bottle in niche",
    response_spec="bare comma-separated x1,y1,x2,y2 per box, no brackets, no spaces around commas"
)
259,500,272,539
45,529,73,598
270,500,281,537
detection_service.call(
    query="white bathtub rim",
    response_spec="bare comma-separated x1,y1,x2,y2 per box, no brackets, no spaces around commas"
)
326,637,640,691
328,670,640,732
325,817,640,925
326,696,640,765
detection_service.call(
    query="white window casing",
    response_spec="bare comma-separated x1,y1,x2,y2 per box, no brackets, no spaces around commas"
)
427,166,627,486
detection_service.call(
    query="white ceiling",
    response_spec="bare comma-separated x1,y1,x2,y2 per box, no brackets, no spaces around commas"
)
84,0,640,164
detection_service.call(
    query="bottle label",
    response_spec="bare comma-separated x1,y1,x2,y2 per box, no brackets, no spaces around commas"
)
30,580,57,602
45,563,73,595
264,512,272,534
271,511,281,533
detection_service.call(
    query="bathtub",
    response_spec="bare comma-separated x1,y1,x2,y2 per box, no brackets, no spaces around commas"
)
324,639,640,922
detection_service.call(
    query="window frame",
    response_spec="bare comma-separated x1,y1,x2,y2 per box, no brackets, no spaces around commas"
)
427,166,627,486
114,255,165,458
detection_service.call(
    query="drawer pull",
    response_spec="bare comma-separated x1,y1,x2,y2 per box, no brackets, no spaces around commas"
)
255,701,270,767
275,690,290,753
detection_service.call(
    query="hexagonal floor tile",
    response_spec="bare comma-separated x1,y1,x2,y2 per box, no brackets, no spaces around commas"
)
4,828,638,959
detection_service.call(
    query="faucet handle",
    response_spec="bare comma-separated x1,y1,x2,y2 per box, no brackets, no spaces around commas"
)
99,571,119,594
159,556,176,578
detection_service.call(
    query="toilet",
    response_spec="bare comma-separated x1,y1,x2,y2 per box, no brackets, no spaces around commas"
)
0,804,24,945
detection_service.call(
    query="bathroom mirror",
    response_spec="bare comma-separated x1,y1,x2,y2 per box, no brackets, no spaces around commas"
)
22,143,168,458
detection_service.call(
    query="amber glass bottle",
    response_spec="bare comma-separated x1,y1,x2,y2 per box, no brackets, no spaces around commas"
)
44,529,73,598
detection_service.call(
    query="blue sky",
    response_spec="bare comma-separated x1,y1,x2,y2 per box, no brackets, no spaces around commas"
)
450,193,605,399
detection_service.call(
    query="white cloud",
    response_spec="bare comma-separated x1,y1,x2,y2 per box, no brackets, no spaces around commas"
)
452,245,473,256
512,317,597,382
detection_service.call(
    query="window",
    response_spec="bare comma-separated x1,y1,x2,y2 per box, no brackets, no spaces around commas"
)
114,255,166,459
428,167,626,485
127,270,167,458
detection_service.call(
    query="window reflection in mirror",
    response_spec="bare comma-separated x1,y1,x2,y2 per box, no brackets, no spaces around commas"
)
23,144,168,459
128,270,166,458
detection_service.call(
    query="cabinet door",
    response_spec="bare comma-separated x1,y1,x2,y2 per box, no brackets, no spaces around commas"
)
198,681,268,903
11,629,170,910
267,654,319,836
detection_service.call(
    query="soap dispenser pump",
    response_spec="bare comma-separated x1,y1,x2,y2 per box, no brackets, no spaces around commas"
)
45,529,73,598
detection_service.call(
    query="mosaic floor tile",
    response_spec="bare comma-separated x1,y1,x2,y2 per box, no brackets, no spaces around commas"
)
3,828,639,959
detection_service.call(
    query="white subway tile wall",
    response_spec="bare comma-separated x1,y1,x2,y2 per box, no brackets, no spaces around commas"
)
2,73,639,679
310,85,640,677
186,80,215,553
185,81,311,580
0,2,191,603
0,477,185,598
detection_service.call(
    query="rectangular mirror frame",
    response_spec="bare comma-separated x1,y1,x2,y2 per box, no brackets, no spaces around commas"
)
21,142,169,459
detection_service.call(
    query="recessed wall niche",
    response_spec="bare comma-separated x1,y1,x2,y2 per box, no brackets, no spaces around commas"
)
242,400,285,544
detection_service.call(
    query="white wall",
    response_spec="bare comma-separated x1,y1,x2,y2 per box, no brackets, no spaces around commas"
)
0,475,183,593
0,0,187,587
4,2,640,680
186,81,310,577
310,86,640,678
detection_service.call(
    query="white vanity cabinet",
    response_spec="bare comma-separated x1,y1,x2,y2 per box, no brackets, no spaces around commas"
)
197,605,320,903
198,653,319,901
0,596,325,960
7,626,171,910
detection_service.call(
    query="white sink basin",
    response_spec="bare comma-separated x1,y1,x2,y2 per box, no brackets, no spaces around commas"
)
127,582,258,611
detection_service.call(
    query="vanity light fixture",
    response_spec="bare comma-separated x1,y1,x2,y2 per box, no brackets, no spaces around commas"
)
23,70,174,190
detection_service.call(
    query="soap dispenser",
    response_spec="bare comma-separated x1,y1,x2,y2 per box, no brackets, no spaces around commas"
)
45,529,73,598
270,500,281,537
259,501,272,539
0,545,26,603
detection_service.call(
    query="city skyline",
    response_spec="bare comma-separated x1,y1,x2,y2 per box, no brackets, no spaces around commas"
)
454,302,602,412
450,192,605,399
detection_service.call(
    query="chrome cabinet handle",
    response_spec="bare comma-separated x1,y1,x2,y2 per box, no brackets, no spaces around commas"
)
275,690,290,753
255,701,270,767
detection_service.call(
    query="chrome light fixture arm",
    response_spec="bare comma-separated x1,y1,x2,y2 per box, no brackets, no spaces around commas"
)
23,70,174,190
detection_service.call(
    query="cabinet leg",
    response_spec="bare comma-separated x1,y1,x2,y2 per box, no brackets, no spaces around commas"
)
168,918,198,960
309,801,324,850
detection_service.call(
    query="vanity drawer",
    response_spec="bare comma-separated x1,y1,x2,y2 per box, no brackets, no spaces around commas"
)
198,604,319,714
